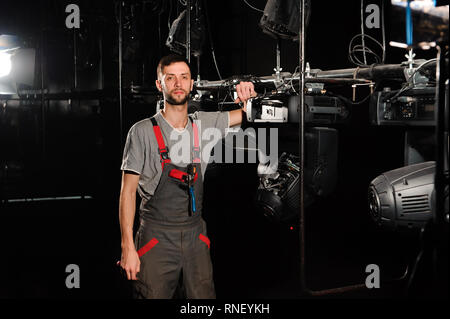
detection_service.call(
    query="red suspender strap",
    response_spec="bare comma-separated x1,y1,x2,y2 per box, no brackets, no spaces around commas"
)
151,116,200,169
150,117,171,169
169,169,198,182
191,118,201,163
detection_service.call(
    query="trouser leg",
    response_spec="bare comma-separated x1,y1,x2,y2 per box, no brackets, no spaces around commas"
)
133,227,182,299
182,221,216,299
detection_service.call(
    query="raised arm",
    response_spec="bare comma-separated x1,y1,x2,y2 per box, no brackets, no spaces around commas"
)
229,81,257,127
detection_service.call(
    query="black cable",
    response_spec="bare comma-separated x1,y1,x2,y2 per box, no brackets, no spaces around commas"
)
348,34,384,67
243,0,264,13
381,0,386,64
384,59,437,103
158,10,162,57
202,0,222,80
167,0,172,30
406,248,424,294
327,83,379,106
114,1,120,24
406,59,437,83
360,0,367,65
405,224,427,296
349,0,386,67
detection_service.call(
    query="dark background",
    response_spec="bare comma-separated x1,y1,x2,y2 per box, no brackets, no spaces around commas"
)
0,0,446,299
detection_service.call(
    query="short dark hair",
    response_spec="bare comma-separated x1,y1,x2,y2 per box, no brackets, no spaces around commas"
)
156,54,192,79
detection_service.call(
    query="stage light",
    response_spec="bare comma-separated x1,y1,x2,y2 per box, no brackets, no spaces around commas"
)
255,128,338,223
0,52,12,77
0,35,35,95
259,0,312,41
166,8,205,57
368,161,437,231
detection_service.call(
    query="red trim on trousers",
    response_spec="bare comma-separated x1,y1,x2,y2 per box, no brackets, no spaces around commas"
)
137,238,159,257
199,234,210,249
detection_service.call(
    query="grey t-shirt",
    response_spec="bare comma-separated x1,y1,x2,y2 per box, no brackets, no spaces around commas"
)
121,110,230,201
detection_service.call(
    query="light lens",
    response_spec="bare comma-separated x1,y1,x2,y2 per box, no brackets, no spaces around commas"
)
0,52,12,77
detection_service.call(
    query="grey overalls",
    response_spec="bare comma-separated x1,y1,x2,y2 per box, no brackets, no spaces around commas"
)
133,115,215,299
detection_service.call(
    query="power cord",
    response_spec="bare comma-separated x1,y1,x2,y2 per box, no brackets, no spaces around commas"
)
243,0,264,13
203,0,223,80
349,0,386,67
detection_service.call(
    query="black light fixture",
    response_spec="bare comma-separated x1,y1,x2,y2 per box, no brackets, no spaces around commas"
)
166,5,205,58
259,0,312,41
256,127,338,223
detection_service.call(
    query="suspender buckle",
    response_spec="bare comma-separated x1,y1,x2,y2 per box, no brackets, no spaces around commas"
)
159,147,170,160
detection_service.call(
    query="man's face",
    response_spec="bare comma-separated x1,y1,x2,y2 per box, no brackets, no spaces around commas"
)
156,61,194,106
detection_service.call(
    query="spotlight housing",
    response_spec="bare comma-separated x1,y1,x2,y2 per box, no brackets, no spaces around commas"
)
368,161,436,231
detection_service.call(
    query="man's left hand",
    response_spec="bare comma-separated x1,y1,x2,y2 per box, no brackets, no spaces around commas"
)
234,81,257,112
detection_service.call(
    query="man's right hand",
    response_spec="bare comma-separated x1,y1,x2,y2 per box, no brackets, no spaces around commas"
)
120,246,141,280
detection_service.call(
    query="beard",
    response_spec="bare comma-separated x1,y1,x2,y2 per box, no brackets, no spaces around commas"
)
165,89,190,106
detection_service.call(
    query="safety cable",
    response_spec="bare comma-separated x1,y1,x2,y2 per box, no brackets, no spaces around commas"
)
243,0,264,13
203,0,223,80
360,0,368,65
349,0,386,67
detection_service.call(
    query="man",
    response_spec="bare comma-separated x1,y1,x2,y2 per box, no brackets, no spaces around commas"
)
119,54,256,299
